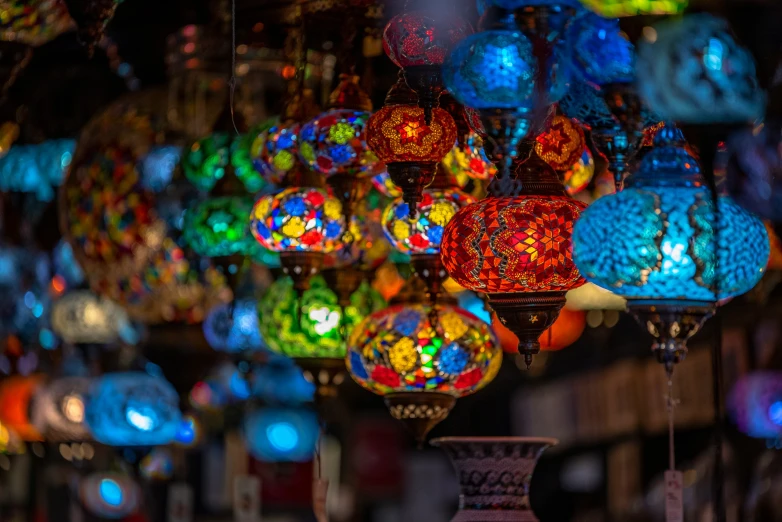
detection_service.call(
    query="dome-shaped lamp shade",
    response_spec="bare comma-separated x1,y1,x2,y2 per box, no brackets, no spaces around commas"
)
535,115,586,172
566,12,635,86
31,376,92,442
259,276,386,359
442,133,497,183
347,304,501,396
243,407,319,462
492,307,585,353
383,12,471,68
382,189,475,255
0,375,44,441
441,196,586,294
85,372,182,446
203,298,265,354
183,196,258,258
366,105,456,166
372,170,403,198
251,122,302,185
728,372,782,440
299,110,378,177
51,291,131,345
637,15,765,124
251,187,345,254
80,473,140,519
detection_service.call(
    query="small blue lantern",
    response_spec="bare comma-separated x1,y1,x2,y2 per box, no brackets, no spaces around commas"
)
566,12,635,86
243,407,319,462
729,372,782,442
79,473,140,519
573,125,769,367
0,139,74,202
85,372,182,446
203,298,265,354
251,355,316,405
637,14,765,124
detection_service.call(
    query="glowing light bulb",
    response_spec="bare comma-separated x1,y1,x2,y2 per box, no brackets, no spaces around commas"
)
62,395,85,423
266,422,298,452
99,479,123,507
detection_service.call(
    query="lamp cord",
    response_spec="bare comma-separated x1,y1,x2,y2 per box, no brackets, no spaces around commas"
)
666,368,678,472
228,0,239,136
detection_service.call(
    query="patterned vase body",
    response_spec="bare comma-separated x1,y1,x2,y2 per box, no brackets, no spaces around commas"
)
432,437,556,522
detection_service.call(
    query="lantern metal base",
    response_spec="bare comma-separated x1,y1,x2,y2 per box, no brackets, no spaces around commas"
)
410,254,449,306
404,65,444,126
385,392,456,447
627,300,715,372
295,357,346,399
387,161,438,218
326,173,367,227
322,268,364,308
488,292,567,369
280,251,324,294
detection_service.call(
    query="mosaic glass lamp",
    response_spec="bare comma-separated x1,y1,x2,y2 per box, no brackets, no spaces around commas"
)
572,125,769,369
534,115,585,173
202,298,265,354
566,12,635,86
258,275,386,396
244,407,319,462
31,376,92,443
85,372,182,446
443,27,537,177
183,196,258,258
182,132,263,194
728,372,782,441
250,187,346,292
51,291,132,345
561,148,594,196
0,139,74,202
440,153,586,367
347,302,501,443
637,14,765,125
367,75,456,217
383,11,472,124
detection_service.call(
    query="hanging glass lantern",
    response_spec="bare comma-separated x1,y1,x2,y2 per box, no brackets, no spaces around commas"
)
561,148,594,195
566,12,634,86
443,27,538,177
202,297,265,354
347,302,501,443
85,372,182,446
729,372,782,441
183,196,259,258
0,374,44,441
534,115,585,172
382,11,472,124
440,154,586,367
637,14,765,124
572,125,769,369
0,139,75,202
51,291,132,345
139,448,174,480
250,186,346,292
251,121,304,185
442,132,496,183
367,75,457,217
31,376,92,442
79,473,141,520
243,407,319,462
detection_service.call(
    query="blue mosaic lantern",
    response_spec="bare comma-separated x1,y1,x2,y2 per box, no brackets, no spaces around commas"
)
637,14,765,124
572,125,769,368
85,372,182,446
0,139,74,202
443,29,537,176
566,12,634,86
203,298,265,354
243,407,319,462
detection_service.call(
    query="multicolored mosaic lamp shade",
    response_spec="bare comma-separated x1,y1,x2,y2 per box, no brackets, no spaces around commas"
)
0,0,73,46
250,187,345,254
203,298,265,354
566,12,635,86
299,109,378,177
251,122,302,185
244,407,319,462
347,303,501,395
637,14,765,124
535,115,585,172
258,275,386,359
572,125,768,366
383,11,471,69
182,131,266,194
85,372,181,447
581,0,688,16
561,148,594,195
729,372,782,441
442,133,496,182
371,170,403,198
382,189,475,255
183,196,258,258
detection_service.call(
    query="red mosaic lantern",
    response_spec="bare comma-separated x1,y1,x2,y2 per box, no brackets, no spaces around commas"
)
383,11,471,124
367,74,457,218
441,153,586,367
535,115,585,172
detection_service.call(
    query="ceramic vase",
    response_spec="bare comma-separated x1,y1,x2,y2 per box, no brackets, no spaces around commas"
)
431,437,557,522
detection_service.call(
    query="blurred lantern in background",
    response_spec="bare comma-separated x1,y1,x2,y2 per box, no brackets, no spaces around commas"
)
79,472,140,519
243,407,319,462
492,306,585,353
580,0,688,16
367,75,457,217
251,356,316,405
729,372,782,441
202,297,265,355
31,376,92,442
0,139,74,201
573,125,769,369
61,90,226,324
0,374,44,441
183,196,259,259
174,414,202,448
726,123,782,223
562,149,595,196
139,448,174,481
347,302,501,443
51,291,132,345
85,372,182,446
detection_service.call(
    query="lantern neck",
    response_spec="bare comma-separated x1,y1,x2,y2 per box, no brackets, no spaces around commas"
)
487,147,567,197
327,73,372,112
384,72,419,106
624,124,705,189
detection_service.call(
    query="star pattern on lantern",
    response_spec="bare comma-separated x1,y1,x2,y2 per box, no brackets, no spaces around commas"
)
534,116,585,170
375,106,451,159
